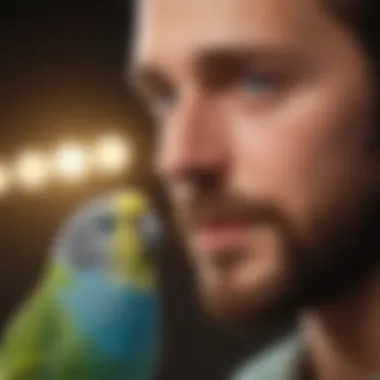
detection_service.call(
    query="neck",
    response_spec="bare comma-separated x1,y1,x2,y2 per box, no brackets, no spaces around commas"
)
301,273,380,380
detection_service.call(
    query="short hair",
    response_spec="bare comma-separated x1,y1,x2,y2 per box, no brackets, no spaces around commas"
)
324,0,378,145
325,0,377,79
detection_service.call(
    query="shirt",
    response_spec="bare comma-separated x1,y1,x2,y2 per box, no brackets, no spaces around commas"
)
230,334,305,380
230,333,380,380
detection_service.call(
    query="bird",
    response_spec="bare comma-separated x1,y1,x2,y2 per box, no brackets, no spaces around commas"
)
0,189,163,380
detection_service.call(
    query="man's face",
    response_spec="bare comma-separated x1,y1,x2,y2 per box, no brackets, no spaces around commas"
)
132,0,379,322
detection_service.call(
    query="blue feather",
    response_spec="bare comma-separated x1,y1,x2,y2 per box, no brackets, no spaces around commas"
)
60,269,160,360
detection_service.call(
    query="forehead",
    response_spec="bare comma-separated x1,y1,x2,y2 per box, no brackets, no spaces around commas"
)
133,0,330,69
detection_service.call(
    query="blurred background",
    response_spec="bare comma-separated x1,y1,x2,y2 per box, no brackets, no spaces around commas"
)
0,2,290,379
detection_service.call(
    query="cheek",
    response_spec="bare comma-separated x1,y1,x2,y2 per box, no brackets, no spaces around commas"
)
224,84,374,234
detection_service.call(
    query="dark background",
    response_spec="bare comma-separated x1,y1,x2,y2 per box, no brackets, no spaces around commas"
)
0,2,289,379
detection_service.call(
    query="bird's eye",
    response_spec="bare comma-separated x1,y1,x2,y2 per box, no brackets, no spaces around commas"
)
97,214,116,233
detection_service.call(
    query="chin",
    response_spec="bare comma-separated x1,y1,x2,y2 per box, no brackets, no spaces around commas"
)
194,261,298,329
196,279,262,326
204,298,255,325
201,290,297,332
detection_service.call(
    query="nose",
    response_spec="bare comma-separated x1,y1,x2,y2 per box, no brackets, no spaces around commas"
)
155,92,228,186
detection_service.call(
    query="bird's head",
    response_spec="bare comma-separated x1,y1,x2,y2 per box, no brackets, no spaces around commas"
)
54,189,164,291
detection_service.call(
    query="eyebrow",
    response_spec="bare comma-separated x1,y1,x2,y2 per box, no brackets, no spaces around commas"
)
128,63,173,98
198,45,304,67
127,45,306,93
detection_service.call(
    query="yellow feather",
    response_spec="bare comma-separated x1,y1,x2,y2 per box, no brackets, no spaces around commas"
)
110,190,157,291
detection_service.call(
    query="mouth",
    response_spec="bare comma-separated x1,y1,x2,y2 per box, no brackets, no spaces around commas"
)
192,215,252,256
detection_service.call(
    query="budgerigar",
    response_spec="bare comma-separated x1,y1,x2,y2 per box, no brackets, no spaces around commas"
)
0,190,163,380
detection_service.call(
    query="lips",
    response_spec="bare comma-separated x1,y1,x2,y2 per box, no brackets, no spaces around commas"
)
192,217,251,254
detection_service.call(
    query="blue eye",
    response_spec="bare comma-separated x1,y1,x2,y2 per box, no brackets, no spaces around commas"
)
155,90,178,111
242,74,275,93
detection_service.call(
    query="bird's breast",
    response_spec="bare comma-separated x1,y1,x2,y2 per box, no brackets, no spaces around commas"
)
59,269,160,358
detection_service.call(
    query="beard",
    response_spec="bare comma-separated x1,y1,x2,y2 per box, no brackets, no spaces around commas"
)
172,188,380,329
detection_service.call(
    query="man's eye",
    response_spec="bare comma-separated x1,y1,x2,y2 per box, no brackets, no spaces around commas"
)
240,74,276,94
152,89,178,114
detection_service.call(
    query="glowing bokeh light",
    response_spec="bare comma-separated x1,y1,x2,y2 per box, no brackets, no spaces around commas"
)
0,134,135,200
94,136,132,175
54,144,87,180
14,152,49,190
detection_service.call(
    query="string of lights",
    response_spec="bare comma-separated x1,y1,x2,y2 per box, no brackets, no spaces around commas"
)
0,135,133,198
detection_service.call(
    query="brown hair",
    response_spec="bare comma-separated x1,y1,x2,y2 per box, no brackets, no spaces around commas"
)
325,0,378,145
325,0,378,77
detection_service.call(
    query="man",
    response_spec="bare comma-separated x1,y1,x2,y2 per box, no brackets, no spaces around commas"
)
130,0,379,379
